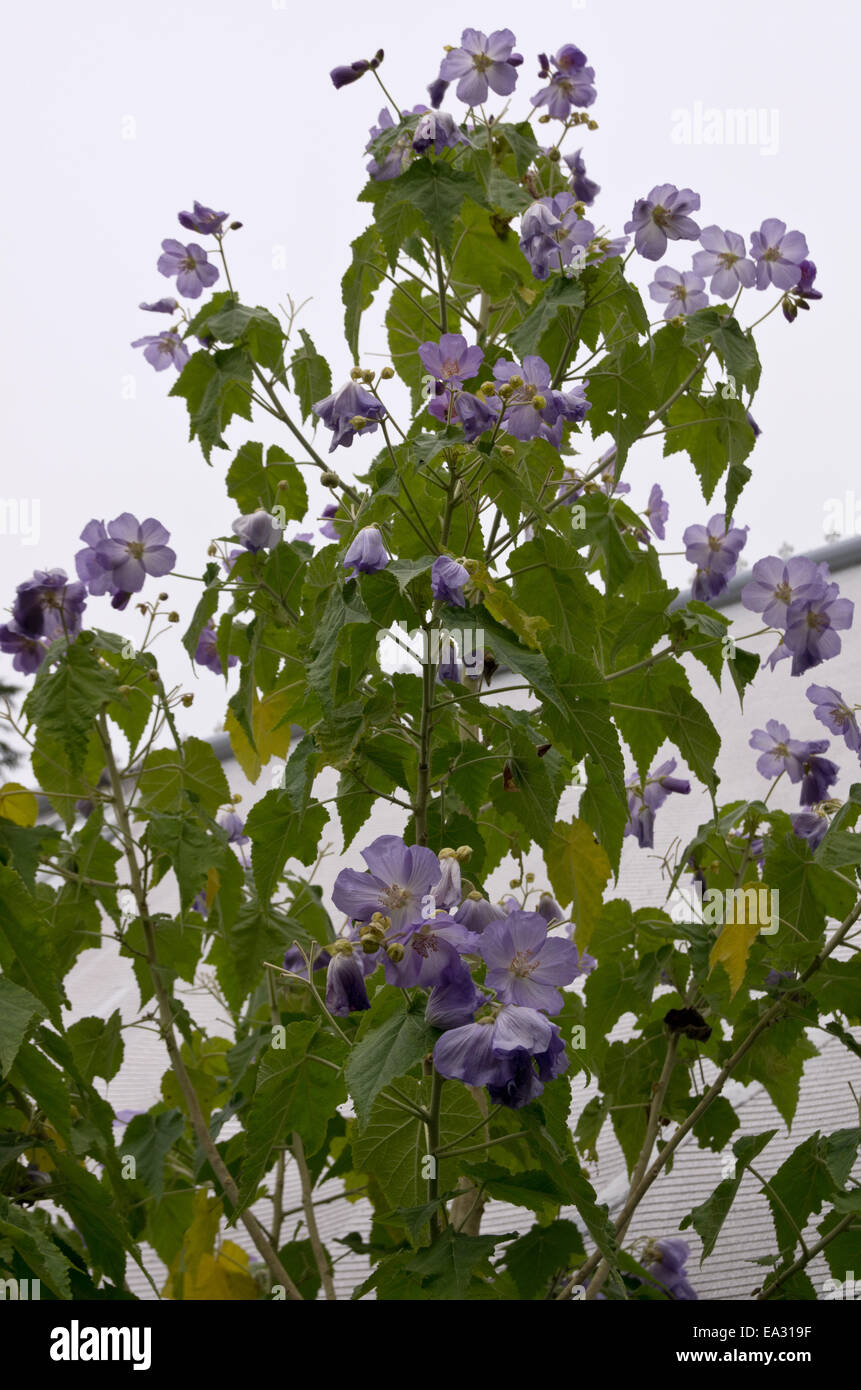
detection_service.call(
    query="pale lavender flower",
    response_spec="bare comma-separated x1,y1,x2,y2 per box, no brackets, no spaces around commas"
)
87,514,176,594
332,834,440,932
625,184,701,261
692,226,755,299
12,569,87,639
432,555,469,607
157,239,219,299
439,29,522,106
749,219,809,290
194,623,237,675
565,148,599,205
0,621,47,674
178,202,229,236
784,584,854,675
131,331,190,372
647,483,668,540
478,910,582,1014
749,720,809,782
531,45,596,118
326,947,371,1015
418,333,484,387
343,525,389,576
649,266,708,319
741,556,827,627
625,758,690,847
233,509,283,553
139,298,179,313
806,684,861,753
313,380,386,451
684,514,748,601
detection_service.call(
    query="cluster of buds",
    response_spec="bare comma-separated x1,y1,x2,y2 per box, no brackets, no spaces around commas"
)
439,844,473,864
357,911,407,962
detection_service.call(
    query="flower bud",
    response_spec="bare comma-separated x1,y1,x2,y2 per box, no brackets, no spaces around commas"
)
525,871,534,882
532,395,547,410
538,113,551,123
320,470,341,487
439,846,457,859
361,369,375,384
455,845,473,863
508,375,524,389
479,380,497,398
207,542,218,556
349,414,369,430
509,878,520,889
350,366,364,381
381,366,395,379
587,119,598,130
118,684,133,696
386,941,405,963
232,793,242,803
159,591,169,601
229,220,243,231
147,670,159,683
168,611,180,622
548,147,561,162
573,201,586,217
360,933,381,954
498,445,515,457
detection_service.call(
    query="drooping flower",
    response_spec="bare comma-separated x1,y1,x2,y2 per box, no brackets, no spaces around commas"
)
741,555,827,627
418,333,483,388
313,380,386,451
478,910,582,1014
427,76,449,108
783,584,854,676
131,331,190,372
644,1239,698,1301
0,621,48,674
425,967,487,1029
784,260,822,322
432,555,469,607
455,892,507,934
412,110,468,155
647,483,668,540
649,266,708,319
282,943,331,977
749,720,810,782
12,569,87,640
531,45,596,118
438,29,522,106
436,641,462,683
430,852,463,912
806,684,861,753
493,355,588,446
330,59,370,88
683,514,748,601
440,389,500,441
749,219,809,290
564,148,599,205
432,1003,568,1108
177,202,229,236
80,514,176,595
139,298,179,314
798,746,839,806
343,525,389,576
194,622,238,675
325,945,371,1015
519,193,594,280
156,240,219,299
625,758,691,848
319,503,341,540
365,107,421,181
332,835,441,932
625,184,701,261
233,509,283,553
790,811,828,850
692,226,755,299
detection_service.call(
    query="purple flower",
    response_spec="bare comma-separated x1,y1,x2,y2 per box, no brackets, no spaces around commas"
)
217,809,248,846
283,943,331,977
131,331,190,372
493,355,588,446
76,523,135,608
783,584,854,676
565,148,599,205
749,219,809,291
432,1004,568,1108
625,184,701,261
384,915,479,989
320,503,341,540
790,811,828,850
139,298,179,314
365,107,416,182
741,555,827,628
194,622,237,675
783,260,822,322
418,333,483,388
412,110,467,155
156,240,219,300
432,555,469,607
749,720,809,782
799,747,839,806
625,758,691,848
519,193,594,280
330,59,370,89
649,266,708,319
332,835,441,932
325,946,371,1015
233,509,283,553
177,202,229,236
439,29,522,106
455,893,506,934
437,641,462,683
692,227,755,299
647,483,668,540
747,411,761,438
0,621,48,674
432,389,500,442
12,569,87,640
683,514,748,601
313,380,386,451
426,966,487,1029
83,514,176,594
807,684,861,753
427,76,449,108
645,1239,698,1301
478,910,582,1014
531,45,596,119
343,525,389,576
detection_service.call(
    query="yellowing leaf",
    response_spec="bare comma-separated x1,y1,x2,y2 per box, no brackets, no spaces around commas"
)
470,564,548,650
545,818,611,951
0,782,38,827
708,886,767,997
224,688,295,783
163,1239,259,1300
205,866,221,909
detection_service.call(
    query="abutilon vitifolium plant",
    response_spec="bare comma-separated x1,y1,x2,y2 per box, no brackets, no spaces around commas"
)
0,28,857,1304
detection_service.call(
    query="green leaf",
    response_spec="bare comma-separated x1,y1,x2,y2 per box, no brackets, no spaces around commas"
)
50,1151,129,1287
345,996,437,1129
0,977,43,1076
386,164,486,251
680,1130,776,1260
504,1219,585,1299
546,819,611,951
683,308,761,393
0,865,63,1024
226,441,307,520
169,346,254,462
236,1022,347,1211
404,1226,509,1299
26,643,117,776
121,1110,186,1201
664,393,756,503
342,225,387,360
0,1197,72,1298
66,1011,124,1084
138,737,231,817
289,329,332,423
204,300,284,371
246,789,328,904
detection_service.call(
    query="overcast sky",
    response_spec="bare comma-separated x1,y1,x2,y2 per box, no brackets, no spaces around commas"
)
0,0,853,747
